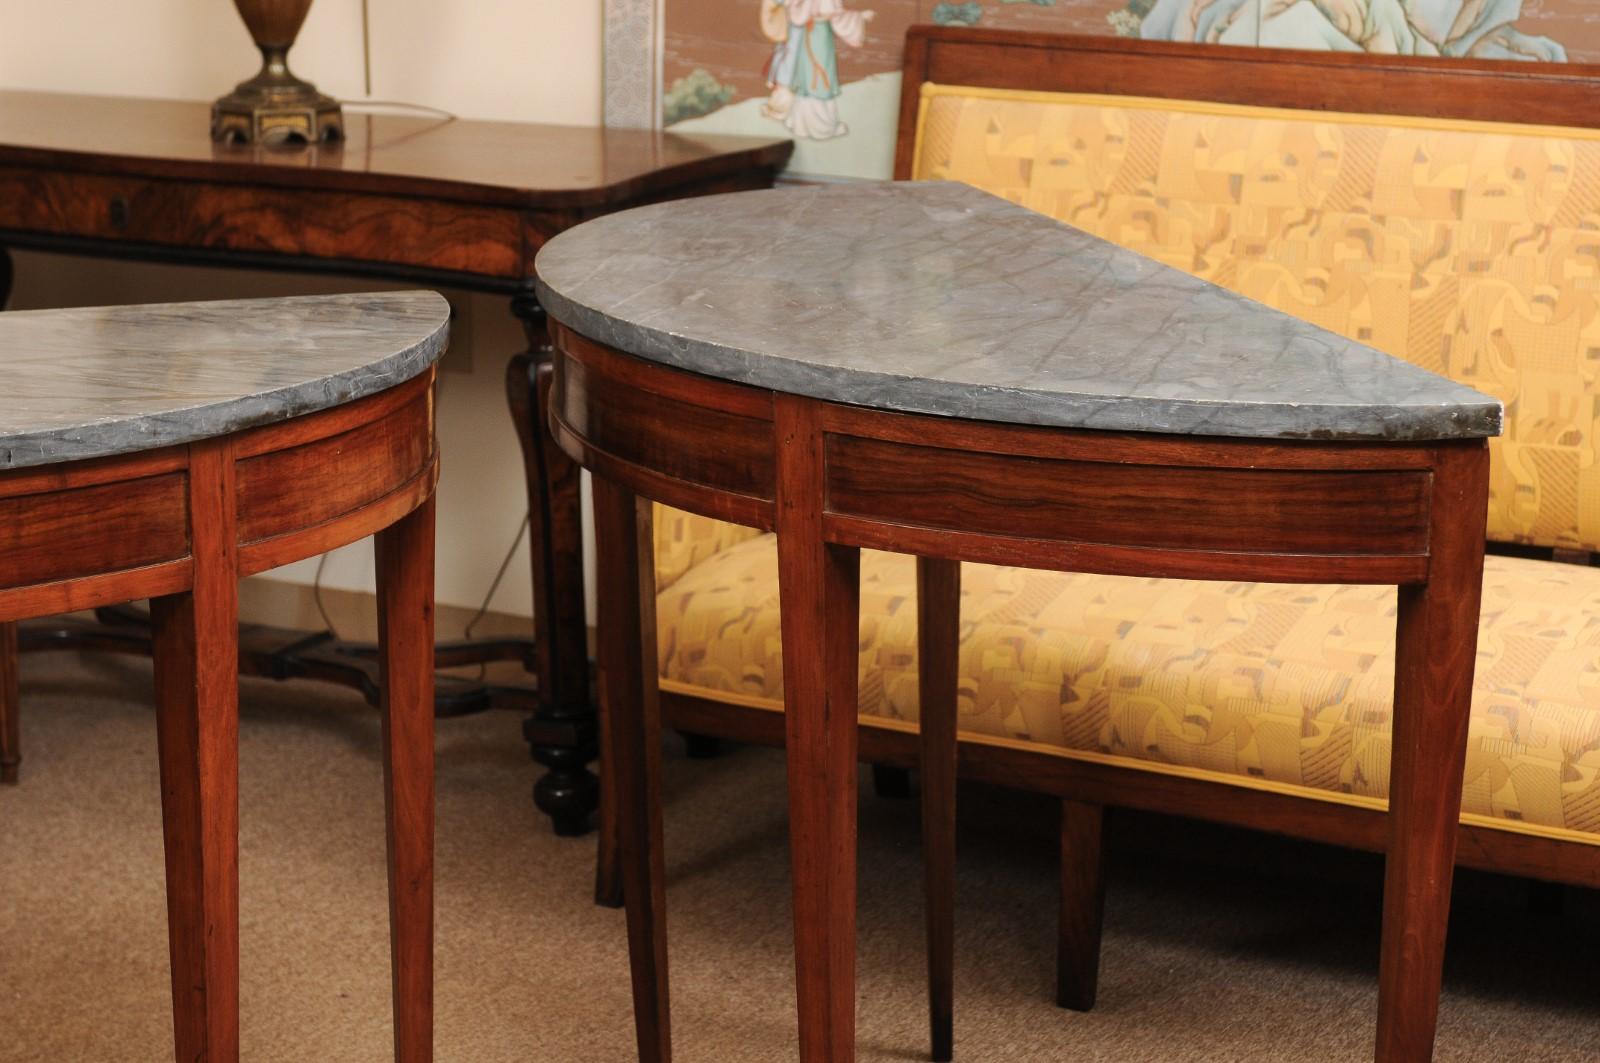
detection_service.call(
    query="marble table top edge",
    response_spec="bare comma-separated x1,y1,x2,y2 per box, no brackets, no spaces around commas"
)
534,181,1503,443
0,291,450,471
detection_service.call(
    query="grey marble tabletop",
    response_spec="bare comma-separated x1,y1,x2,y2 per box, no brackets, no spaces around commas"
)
536,181,1500,441
0,291,449,470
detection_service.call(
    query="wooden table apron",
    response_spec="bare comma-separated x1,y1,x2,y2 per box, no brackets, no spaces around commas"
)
1,369,439,1063
549,321,1492,1063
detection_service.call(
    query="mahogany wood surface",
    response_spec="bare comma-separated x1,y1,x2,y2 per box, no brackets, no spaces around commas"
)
916,557,960,1063
0,90,790,837
376,492,439,1063
552,318,1490,1063
1376,445,1489,1061
0,91,794,211
2,371,440,1062
774,395,864,1063
151,435,242,1062
594,476,671,1063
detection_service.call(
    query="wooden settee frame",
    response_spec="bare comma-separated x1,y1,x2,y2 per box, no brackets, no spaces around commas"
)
596,23,1600,1060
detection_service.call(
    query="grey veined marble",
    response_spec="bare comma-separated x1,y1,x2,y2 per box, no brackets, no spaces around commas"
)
536,181,1501,441
0,291,449,470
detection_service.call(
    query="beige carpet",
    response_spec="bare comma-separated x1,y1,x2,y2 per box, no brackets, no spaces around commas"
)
4,650,1599,1062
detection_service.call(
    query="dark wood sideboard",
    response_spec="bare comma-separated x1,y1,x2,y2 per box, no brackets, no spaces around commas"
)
0,90,793,835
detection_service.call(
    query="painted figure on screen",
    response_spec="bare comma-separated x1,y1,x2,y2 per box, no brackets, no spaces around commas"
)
761,0,878,139
1132,0,1566,59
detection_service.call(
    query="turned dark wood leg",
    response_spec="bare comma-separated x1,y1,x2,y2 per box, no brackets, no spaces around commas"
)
0,621,19,784
376,493,437,1063
1056,799,1106,1012
917,557,960,1062
506,290,598,839
151,438,241,1063
595,476,671,1062
775,396,861,1063
1375,445,1488,1063
0,247,16,786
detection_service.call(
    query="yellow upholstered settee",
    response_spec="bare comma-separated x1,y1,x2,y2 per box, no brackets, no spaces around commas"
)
639,26,1600,1017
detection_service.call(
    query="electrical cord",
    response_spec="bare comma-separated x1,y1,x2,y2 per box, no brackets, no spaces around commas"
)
306,511,528,661
465,513,530,640
312,551,343,641
344,100,458,121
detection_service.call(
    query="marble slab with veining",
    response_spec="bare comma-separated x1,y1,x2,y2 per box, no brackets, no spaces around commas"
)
535,181,1500,442
0,291,450,470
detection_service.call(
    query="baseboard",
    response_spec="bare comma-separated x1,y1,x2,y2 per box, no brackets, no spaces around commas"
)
237,576,598,662
237,575,528,645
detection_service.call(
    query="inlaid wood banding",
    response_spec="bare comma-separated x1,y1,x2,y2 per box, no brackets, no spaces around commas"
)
0,472,188,589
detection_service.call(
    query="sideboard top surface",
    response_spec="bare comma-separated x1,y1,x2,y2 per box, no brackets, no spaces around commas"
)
536,181,1501,442
0,90,793,208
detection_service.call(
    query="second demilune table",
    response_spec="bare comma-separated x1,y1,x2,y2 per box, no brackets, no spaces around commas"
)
534,181,1501,1062
1,292,448,1061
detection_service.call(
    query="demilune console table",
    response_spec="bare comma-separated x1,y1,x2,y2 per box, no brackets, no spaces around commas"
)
0,90,792,834
536,182,1502,1062
0,291,448,1062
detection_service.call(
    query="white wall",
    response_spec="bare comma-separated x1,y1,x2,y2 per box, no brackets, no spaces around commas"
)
0,1,603,125
0,1,606,619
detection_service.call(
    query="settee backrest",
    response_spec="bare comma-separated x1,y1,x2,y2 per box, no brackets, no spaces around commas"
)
897,28,1600,555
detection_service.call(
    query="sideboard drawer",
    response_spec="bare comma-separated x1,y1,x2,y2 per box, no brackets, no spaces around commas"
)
0,165,526,278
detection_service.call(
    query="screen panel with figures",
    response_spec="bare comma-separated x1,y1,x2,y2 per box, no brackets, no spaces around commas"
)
641,0,1597,179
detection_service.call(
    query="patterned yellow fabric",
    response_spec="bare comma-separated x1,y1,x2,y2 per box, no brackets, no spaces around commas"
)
658,536,1600,839
913,85,1600,555
652,502,765,594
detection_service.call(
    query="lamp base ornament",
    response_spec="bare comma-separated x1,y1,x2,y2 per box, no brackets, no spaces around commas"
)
213,0,343,146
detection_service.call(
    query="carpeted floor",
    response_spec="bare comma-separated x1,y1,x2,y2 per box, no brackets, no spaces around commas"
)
4,650,1600,1062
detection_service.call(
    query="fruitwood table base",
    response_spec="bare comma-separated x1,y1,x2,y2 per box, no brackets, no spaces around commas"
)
553,323,1490,1063
3,368,440,1062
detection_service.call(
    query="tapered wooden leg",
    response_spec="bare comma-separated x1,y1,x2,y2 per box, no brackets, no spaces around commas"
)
377,492,437,1063
595,670,624,909
151,437,239,1063
1375,445,1488,1063
775,395,861,1063
595,476,670,1063
0,621,18,784
917,557,960,1062
1056,800,1106,1012
0,252,13,786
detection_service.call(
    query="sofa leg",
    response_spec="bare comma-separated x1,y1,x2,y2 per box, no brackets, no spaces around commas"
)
872,763,912,800
679,731,722,759
918,556,961,1062
1527,878,1566,920
1057,799,1106,1012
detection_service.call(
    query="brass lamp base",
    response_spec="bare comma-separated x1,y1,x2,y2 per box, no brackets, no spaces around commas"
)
212,44,343,146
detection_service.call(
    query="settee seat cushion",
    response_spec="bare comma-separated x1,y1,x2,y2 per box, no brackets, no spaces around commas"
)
657,531,1600,842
